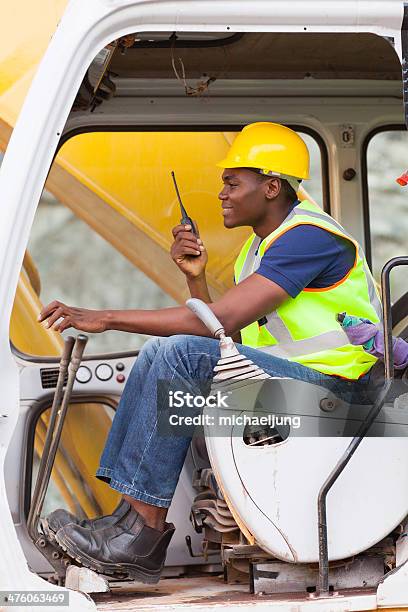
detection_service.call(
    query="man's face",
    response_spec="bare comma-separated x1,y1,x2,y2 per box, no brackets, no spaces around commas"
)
218,168,274,229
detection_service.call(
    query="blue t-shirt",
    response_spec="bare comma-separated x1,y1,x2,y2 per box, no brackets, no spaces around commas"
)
255,224,356,298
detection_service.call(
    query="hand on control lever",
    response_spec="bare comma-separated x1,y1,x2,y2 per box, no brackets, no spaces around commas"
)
38,300,108,333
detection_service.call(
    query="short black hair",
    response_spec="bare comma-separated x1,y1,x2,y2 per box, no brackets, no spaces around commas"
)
250,169,298,204
280,179,298,204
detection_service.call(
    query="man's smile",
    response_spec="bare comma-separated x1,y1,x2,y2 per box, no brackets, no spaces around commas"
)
221,204,234,216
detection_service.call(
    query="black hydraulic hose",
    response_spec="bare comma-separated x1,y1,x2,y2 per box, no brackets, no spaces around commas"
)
28,335,88,541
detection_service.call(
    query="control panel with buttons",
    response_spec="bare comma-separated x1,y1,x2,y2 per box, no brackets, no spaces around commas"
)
21,357,133,400
71,360,129,386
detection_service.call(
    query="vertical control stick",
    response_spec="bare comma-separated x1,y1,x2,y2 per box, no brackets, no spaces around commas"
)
28,335,88,542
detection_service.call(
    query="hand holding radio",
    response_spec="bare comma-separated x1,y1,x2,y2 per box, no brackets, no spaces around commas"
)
170,222,208,279
170,171,208,279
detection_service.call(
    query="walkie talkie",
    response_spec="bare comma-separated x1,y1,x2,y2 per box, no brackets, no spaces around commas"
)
171,171,198,236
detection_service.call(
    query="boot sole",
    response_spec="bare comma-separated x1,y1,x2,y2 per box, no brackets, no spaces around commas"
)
54,532,163,584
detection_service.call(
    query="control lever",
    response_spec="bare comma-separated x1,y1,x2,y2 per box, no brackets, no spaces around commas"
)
185,300,270,383
28,336,75,538
186,298,225,339
28,335,88,542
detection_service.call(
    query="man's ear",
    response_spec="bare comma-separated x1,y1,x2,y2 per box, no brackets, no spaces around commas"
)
264,177,281,201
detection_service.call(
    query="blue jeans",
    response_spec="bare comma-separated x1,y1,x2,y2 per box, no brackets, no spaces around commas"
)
96,335,372,508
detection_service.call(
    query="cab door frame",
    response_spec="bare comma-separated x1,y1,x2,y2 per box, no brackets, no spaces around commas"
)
0,0,404,603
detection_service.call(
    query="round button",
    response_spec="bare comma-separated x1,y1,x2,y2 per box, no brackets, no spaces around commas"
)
76,366,92,384
116,362,125,372
95,364,113,381
116,374,126,383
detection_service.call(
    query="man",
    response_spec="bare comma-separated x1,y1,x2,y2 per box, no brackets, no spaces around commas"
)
39,122,380,583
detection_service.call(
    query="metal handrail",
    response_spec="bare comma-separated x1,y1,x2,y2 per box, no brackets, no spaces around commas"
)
317,256,408,596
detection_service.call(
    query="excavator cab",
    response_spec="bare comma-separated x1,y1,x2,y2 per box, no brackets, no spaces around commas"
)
1,1,408,610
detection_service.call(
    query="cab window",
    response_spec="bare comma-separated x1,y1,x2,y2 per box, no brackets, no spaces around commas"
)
365,127,408,301
11,129,326,356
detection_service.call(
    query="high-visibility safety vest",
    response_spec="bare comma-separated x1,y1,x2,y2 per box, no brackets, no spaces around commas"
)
234,199,382,379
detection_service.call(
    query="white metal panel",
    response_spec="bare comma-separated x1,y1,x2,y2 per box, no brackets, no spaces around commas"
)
204,378,408,563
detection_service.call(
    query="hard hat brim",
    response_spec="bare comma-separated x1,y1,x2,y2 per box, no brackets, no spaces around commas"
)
216,159,307,181
216,159,234,169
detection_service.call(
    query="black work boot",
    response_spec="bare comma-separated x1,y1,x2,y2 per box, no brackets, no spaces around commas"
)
54,506,175,584
42,498,130,542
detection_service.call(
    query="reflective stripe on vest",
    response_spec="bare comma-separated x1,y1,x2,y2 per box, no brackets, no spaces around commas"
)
234,200,381,379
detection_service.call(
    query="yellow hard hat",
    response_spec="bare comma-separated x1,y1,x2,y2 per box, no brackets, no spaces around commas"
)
217,122,310,181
